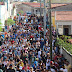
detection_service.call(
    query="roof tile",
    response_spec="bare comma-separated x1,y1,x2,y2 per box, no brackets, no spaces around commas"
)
22,2,44,8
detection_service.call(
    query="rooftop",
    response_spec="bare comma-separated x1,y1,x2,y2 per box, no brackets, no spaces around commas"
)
21,2,67,8
51,3,67,8
51,3,72,11
22,2,44,8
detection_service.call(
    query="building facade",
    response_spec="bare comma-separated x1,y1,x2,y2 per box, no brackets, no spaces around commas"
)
0,1,16,27
16,2,44,16
55,11,72,35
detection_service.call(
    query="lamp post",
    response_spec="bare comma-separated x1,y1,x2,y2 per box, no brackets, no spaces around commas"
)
56,23,58,38
49,0,52,60
40,0,41,17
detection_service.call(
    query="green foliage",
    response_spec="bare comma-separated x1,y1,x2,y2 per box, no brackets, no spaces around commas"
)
0,21,2,25
56,36,72,54
0,21,2,32
7,18,15,26
60,35,72,42
19,10,23,14
1,0,6,2
0,26,2,32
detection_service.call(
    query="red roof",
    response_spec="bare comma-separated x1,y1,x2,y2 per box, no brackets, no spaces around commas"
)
51,4,67,8
22,2,44,8
0,2,4,5
22,2,67,8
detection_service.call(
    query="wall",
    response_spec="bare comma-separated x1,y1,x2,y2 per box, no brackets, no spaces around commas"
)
0,5,6,27
8,0,13,18
16,4,32,14
60,47,72,68
52,0,72,3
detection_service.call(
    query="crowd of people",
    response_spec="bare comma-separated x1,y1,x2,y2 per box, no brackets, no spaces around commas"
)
0,14,71,72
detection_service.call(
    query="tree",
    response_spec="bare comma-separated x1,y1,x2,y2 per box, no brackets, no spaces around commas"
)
19,10,23,15
7,18,15,26
0,0,6,2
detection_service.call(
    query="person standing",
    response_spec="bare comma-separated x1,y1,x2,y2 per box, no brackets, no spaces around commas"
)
46,57,50,70
6,64,15,72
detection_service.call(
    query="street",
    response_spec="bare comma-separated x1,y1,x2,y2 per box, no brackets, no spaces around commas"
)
0,13,71,72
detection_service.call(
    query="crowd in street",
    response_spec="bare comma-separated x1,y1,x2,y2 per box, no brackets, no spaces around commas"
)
0,14,71,72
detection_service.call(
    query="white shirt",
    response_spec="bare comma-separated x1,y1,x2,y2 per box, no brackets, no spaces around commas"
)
31,20,33,24
48,47,50,50
38,51,41,58
9,26,12,29
63,69,68,72
60,68,68,72
51,68,55,72
3,61,8,66
46,59,50,66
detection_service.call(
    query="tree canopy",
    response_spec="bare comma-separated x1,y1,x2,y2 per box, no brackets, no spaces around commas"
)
7,18,15,26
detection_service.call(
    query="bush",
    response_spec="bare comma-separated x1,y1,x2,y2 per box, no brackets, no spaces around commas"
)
56,37,72,54
7,18,15,26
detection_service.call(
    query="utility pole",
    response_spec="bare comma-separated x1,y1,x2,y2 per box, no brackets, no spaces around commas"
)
44,0,46,37
49,0,52,60
56,23,58,38
40,0,41,17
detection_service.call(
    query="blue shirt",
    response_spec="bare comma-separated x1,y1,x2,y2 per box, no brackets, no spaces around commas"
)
34,61,38,67
1,35,4,38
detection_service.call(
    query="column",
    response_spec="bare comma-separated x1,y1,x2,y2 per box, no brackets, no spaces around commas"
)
34,9,36,15
71,25,72,35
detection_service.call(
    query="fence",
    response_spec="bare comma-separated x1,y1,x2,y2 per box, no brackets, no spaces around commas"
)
60,47,72,67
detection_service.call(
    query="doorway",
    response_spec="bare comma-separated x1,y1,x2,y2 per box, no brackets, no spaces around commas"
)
64,28,69,35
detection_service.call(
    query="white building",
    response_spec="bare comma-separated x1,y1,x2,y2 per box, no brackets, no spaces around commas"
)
51,3,72,35
0,1,16,27
55,11,72,35
0,2,7,27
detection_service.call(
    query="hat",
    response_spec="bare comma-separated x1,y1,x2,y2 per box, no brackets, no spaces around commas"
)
36,58,39,61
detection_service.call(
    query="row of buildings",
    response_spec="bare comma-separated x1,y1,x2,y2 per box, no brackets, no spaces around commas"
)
16,2,72,35
0,0,72,35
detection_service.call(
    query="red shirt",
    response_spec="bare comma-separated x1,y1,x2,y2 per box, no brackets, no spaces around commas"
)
22,66,30,70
